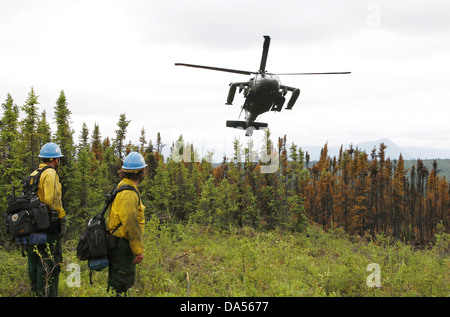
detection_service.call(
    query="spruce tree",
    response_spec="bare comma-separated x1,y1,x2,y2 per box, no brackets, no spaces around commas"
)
113,113,130,160
139,127,147,155
53,90,75,159
0,94,26,210
79,122,89,149
91,122,103,161
149,156,172,220
21,87,40,172
36,110,52,149
53,90,75,210
156,132,165,154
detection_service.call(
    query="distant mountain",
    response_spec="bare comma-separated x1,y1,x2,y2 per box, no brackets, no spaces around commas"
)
302,138,450,161
403,147,450,160
356,138,414,160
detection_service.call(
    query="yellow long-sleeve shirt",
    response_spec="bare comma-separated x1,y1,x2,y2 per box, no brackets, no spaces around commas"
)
107,178,145,255
32,163,66,219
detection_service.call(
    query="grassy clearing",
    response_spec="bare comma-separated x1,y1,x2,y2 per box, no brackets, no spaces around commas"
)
1,217,449,297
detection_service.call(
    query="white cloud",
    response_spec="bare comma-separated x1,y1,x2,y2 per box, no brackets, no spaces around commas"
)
1,0,449,159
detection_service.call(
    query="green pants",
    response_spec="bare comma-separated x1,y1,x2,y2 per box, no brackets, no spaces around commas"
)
107,238,136,295
27,233,62,297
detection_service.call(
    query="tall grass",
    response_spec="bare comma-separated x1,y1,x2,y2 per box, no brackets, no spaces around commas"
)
1,217,448,297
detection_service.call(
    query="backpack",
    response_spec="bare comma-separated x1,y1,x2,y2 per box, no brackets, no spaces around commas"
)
76,183,140,283
4,166,53,255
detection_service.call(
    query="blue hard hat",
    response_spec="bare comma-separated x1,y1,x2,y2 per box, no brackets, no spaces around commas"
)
38,142,64,158
122,152,147,170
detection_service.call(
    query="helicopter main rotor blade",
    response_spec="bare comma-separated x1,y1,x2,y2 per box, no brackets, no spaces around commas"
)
175,63,255,75
272,72,351,75
259,35,271,73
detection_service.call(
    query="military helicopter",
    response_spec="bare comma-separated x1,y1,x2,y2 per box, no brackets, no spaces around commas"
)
175,36,350,136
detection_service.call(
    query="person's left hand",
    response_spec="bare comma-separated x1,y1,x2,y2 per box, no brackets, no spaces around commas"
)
133,253,144,264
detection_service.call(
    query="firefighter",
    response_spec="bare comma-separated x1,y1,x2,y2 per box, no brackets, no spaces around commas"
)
107,151,146,295
28,142,67,297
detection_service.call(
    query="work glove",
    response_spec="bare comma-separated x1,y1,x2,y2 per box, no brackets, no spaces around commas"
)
58,216,68,239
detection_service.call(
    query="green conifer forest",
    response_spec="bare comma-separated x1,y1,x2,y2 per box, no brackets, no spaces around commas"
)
0,89,448,297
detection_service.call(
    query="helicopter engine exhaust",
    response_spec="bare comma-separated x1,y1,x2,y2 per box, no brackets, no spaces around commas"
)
286,88,300,110
226,84,237,105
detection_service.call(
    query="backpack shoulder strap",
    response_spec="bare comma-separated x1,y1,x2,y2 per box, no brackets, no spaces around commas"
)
115,184,141,204
101,184,141,235
22,165,53,194
100,184,141,218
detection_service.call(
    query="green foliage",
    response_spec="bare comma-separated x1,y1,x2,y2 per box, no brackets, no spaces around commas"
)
2,222,448,297
1,88,448,297
113,113,130,159
21,87,40,172
0,94,27,233
0,247,29,296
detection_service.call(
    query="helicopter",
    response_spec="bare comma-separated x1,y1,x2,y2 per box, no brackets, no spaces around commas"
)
175,36,350,136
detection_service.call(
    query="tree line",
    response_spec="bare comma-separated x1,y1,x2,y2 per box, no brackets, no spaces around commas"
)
303,143,449,245
1,88,448,245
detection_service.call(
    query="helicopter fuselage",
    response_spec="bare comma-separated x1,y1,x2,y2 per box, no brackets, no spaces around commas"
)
246,73,281,117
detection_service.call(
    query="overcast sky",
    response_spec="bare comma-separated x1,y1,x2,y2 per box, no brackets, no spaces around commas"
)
1,0,449,160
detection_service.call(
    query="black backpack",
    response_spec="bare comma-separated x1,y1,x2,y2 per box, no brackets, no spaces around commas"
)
4,166,54,254
76,183,140,282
